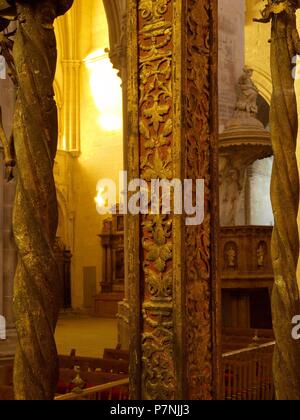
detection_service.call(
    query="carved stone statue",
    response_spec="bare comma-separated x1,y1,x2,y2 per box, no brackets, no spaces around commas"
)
0,0,74,401
220,165,243,226
219,65,271,227
236,67,259,115
225,243,237,268
223,66,265,132
257,242,266,267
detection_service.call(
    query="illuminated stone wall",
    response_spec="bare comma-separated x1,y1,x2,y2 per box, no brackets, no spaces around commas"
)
54,0,123,309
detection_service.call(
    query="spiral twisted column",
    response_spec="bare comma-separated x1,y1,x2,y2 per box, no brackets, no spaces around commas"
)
11,0,73,400
262,4,300,399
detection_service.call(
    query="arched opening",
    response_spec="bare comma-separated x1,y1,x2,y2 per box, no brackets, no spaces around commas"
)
53,0,126,366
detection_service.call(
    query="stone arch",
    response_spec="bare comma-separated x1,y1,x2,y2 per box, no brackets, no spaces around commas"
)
102,0,126,54
249,65,272,105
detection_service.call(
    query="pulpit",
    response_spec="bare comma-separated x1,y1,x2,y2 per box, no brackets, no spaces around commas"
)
221,226,273,329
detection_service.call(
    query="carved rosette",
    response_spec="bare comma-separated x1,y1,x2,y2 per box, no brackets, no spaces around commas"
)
128,0,219,400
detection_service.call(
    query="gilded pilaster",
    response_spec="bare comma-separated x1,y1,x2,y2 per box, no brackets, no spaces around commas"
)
127,0,220,400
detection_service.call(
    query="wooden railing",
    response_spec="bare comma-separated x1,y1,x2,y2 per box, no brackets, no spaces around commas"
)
55,378,129,401
222,341,275,400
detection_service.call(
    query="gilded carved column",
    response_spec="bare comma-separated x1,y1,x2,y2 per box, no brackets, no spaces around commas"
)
127,0,220,400
255,1,300,400
0,0,73,400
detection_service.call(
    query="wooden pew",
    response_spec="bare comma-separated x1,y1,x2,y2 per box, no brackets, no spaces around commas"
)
58,354,128,374
222,328,274,353
0,365,13,386
103,348,129,361
0,359,128,399
0,385,14,400
223,327,274,340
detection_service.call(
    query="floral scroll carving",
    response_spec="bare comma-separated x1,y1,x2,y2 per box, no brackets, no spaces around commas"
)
132,0,218,400
185,0,215,400
138,0,175,400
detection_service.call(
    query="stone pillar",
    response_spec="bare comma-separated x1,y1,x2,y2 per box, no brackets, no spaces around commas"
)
218,0,245,132
0,74,17,332
109,12,131,350
61,59,81,152
127,0,220,400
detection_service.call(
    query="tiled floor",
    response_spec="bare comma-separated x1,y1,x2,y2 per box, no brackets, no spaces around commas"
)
55,316,118,358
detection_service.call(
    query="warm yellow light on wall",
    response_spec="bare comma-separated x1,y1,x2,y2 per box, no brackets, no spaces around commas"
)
84,50,123,132
94,186,106,208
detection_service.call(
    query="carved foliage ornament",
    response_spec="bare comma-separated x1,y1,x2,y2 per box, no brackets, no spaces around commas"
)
139,0,216,400
134,0,216,400
138,0,174,400
139,0,171,22
185,0,214,400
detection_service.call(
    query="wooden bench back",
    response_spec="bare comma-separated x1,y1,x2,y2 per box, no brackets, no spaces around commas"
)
0,385,14,400
103,348,129,361
0,365,13,386
59,355,128,374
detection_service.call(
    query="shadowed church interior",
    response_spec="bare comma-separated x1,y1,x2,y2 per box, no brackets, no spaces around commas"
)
0,0,300,401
